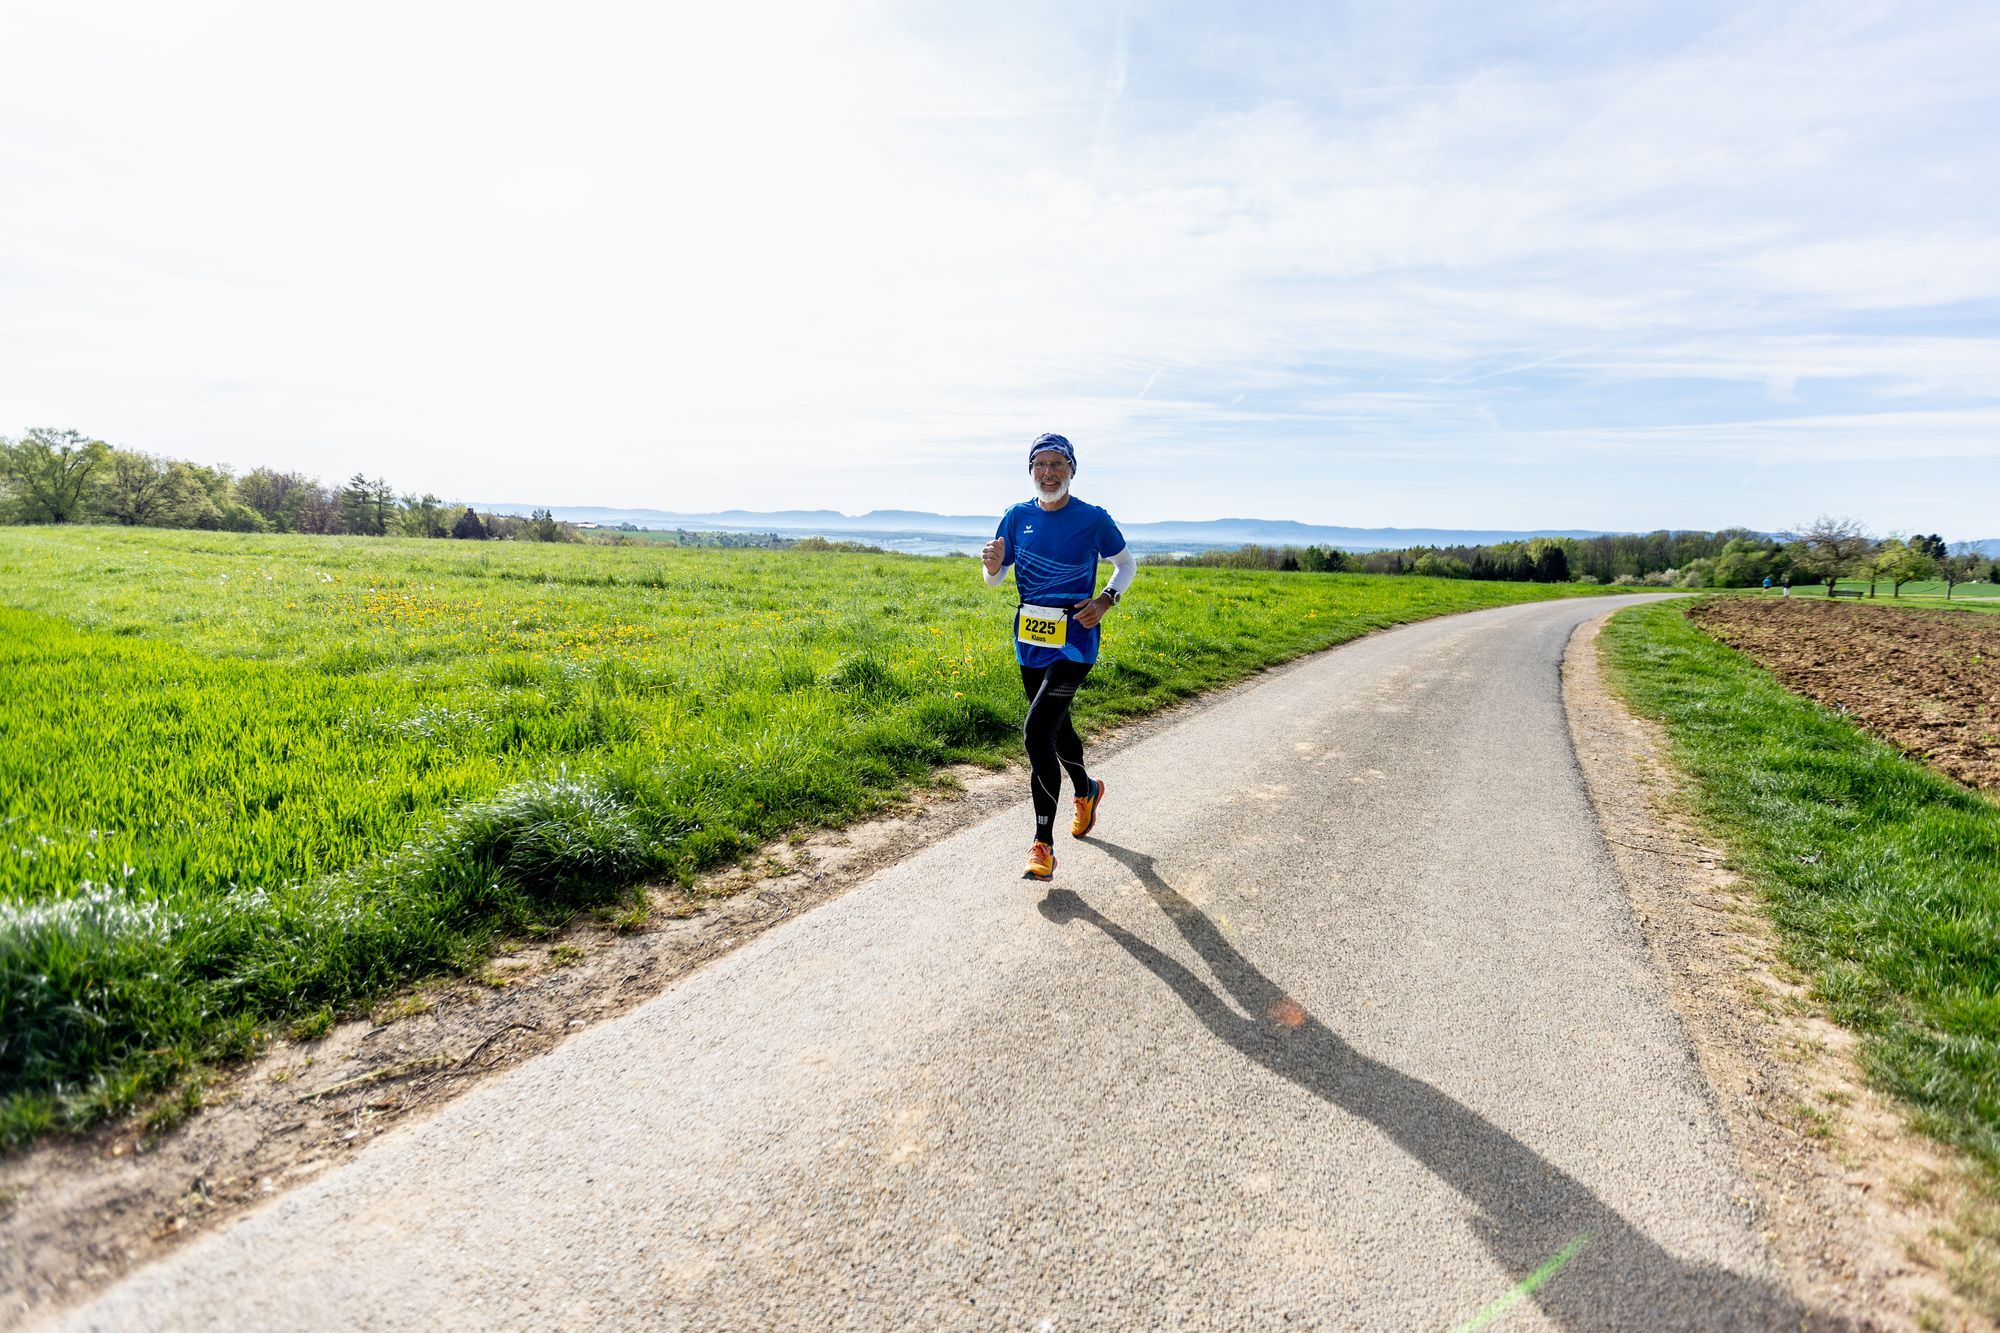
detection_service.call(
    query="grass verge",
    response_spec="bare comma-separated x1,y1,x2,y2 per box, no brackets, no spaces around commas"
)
1599,600,2000,1176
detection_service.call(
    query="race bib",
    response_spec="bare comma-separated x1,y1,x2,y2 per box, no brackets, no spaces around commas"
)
1016,603,1069,648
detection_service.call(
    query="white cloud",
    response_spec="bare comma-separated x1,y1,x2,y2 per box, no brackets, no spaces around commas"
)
1,0,1996,532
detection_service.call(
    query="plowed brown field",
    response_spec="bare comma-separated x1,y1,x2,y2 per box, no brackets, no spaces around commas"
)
1687,597,2000,793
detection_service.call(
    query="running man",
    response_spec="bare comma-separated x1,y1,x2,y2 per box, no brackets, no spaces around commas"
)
981,433,1137,881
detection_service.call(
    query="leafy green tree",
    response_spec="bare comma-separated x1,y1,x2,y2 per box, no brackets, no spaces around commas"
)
481,511,527,540
396,493,449,538
1871,537,1937,598
1707,537,1786,588
1412,552,1470,578
22,440,268,531
1527,538,1569,583
95,450,194,526
236,467,311,531
528,507,566,542
450,507,489,540
0,427,110,523
1676,556,1717,587
173,462,265,531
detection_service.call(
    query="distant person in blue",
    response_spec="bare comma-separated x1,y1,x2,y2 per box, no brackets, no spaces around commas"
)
982,433,1137,882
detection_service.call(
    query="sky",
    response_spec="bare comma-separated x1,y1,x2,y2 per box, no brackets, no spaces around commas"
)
3,0,1997,536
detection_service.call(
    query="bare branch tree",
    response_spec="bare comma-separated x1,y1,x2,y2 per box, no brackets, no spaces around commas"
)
1786,515,1874,594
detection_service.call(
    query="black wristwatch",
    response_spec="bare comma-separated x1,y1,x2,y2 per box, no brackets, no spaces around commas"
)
1103,586,1121,606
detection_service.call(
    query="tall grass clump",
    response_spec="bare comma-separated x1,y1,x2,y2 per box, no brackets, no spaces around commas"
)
3,525,1612,1141
1600,600,2000,1173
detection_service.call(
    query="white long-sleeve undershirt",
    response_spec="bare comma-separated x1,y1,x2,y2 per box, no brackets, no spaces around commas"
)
980,545,1137,600
1104,545,1136,598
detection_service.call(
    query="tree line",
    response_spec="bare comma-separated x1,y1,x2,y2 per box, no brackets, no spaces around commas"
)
1147,520,1998,594
1774,517,1993,599
0,427,580,542
8,429,1991,588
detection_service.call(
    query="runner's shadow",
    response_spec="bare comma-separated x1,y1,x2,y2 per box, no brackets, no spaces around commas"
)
1038,841,1846,1332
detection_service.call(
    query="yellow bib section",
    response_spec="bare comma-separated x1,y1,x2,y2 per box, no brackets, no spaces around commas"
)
1016,604,1069,649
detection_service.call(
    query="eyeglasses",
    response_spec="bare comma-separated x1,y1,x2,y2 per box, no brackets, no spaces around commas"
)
1030,458,1071,473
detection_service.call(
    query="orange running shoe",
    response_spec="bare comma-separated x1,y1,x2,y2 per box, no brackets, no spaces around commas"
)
1070,778,1106,839
1023,841,1056,881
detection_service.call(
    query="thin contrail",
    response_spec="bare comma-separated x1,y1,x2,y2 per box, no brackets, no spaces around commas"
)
1428,337,1635,386
847,82,1493,123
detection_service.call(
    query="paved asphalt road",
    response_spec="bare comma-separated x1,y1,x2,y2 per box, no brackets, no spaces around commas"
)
55,594,1817,1331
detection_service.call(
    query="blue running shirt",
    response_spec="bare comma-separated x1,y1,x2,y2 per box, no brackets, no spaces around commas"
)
995,498,1127,667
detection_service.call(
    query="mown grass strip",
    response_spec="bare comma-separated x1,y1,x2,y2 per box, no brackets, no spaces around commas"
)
1599,600,2000,1174
2,525,1611,1144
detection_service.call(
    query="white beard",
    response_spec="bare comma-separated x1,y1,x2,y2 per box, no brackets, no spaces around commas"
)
1035,478,1071,506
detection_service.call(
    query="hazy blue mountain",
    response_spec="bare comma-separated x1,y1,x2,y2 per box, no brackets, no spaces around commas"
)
469,504,1630,550
473,505,995,536
1123,519,1607,547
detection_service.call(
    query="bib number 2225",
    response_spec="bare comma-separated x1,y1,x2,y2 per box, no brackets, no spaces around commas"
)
1016,604,1068,649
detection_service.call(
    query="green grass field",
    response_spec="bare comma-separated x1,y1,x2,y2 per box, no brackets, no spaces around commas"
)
0,525,1609,1142
1601,602,2000,1178
1888,579,2000,599
1776,578,2000,609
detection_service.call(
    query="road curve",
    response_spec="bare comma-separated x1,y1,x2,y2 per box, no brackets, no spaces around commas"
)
53,594,1817,1331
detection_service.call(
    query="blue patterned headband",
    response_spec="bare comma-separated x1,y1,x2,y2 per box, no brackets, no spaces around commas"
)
1028,433,1076,473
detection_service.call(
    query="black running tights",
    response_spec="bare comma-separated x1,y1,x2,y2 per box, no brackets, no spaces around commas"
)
1021,660,1093,846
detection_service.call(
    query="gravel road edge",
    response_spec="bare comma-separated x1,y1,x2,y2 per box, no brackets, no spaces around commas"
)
1563,608,1979,1331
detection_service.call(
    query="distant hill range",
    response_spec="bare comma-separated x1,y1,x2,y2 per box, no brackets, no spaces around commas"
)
471,504,2000,557
472,505,1626,552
